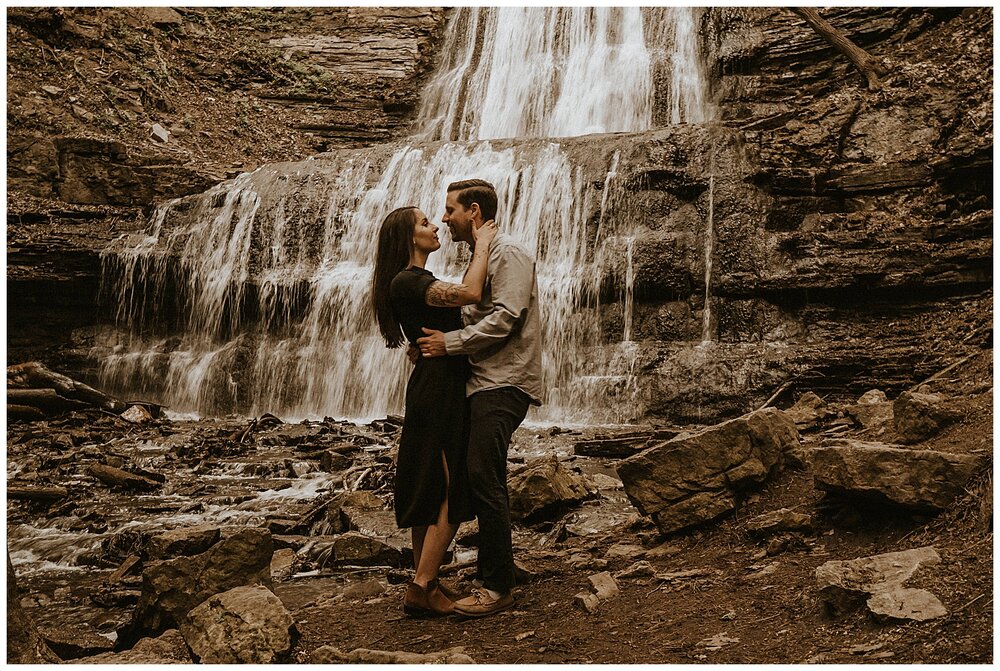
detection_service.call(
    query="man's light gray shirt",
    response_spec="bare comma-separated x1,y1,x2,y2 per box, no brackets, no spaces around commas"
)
442,233,543,405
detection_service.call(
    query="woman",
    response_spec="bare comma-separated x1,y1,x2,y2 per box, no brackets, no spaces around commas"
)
371,205,497,616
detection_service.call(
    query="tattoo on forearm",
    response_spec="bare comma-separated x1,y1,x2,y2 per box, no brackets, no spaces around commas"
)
426,281,463,307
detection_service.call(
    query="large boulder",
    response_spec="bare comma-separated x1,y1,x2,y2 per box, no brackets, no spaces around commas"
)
509,457,593,521
145,525,221,560
812,439,986,510
131,527,274,635
7,554,61,663
815,547,947,621
179,585,296,663
893,391,963,443
617,407,799,534
77,630,192,664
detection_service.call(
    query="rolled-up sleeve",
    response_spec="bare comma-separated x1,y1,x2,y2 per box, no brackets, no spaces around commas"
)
443,244,534,355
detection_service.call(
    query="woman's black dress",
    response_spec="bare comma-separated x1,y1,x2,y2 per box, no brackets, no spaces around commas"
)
389,267,474,528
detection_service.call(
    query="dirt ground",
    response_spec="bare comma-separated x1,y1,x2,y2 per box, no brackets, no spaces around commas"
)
7,352,992,664
285,350,993,664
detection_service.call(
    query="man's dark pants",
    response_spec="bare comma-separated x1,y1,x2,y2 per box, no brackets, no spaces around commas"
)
467,386,531,595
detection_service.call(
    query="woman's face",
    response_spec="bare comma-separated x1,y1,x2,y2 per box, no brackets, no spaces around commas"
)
411,210,441,254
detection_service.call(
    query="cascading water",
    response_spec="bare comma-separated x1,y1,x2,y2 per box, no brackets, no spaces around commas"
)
644,7,714,124
702,175,716,343
98,7,713,426
412,7,653,141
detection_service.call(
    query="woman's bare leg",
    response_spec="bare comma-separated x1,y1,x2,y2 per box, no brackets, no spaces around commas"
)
411,526,428,570
413,452,459,588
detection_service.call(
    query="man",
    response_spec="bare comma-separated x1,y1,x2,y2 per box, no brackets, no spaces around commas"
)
416,178,543,618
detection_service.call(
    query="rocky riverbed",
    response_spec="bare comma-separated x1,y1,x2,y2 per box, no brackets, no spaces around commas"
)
8,348,991,663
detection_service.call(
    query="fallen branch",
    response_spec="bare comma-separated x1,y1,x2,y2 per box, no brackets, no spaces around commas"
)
910,352,977,392
7,361,132,420
87,464,161,492
7,485,69,503
757,381,793,411
7,389,90,414
790,8,890,90
953,592,986,614
8,362,126,413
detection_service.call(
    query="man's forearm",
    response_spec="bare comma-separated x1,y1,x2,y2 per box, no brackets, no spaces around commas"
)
443,306,521,355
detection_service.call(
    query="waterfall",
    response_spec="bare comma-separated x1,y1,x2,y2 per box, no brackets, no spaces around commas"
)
701,175,715,343
622,236,635,343
99,8,712,425
412,7,653,141
101,144,625,422
644,7,714,124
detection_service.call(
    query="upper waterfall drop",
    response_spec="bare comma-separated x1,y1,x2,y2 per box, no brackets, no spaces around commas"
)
412,7,655,141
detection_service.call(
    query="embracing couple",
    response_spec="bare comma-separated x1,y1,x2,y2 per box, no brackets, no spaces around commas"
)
370,179,542,619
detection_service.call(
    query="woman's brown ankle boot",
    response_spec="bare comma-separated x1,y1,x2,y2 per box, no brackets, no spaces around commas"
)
403,579,454,617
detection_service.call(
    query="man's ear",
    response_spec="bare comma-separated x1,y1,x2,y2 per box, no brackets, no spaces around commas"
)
469,202,482,223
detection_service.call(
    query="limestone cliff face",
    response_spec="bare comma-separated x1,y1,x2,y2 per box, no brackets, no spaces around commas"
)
7,7,447,367
262,7,447,145
603,7,992,420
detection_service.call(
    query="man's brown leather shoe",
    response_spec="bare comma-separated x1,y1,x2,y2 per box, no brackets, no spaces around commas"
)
452,587,513,618
403,579,454,617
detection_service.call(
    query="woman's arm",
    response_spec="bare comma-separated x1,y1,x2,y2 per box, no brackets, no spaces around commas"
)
424,220,497,307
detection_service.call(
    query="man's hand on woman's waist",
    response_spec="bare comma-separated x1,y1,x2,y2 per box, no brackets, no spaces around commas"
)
416,328,447,358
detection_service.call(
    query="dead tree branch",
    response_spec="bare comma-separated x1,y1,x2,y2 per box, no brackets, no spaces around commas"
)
790,7,890,90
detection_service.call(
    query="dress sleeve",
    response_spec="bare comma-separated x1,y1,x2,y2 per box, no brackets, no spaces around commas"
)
390,270,437,304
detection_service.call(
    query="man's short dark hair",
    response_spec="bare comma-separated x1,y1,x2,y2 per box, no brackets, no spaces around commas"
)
447,179,498,222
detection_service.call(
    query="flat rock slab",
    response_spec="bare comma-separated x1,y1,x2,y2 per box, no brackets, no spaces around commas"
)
815,546,946,621
866,586,947,622
746,508,813,538
312,645,474,663
180,585,296,663
812,439,986,510
617,407,799,534
614,560,655,580
312,531,407,568
87,463,161,491
588,571,620,600
261,423,328,447
146,525,221,560
38,625,114,659
78,629,191,664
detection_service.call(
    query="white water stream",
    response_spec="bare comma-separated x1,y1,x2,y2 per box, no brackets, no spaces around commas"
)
98,7,714,425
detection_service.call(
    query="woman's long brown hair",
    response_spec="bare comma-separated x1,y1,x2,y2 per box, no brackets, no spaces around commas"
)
371,206,418,348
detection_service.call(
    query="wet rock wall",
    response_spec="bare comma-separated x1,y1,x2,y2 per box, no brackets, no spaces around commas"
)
609,7,993,421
